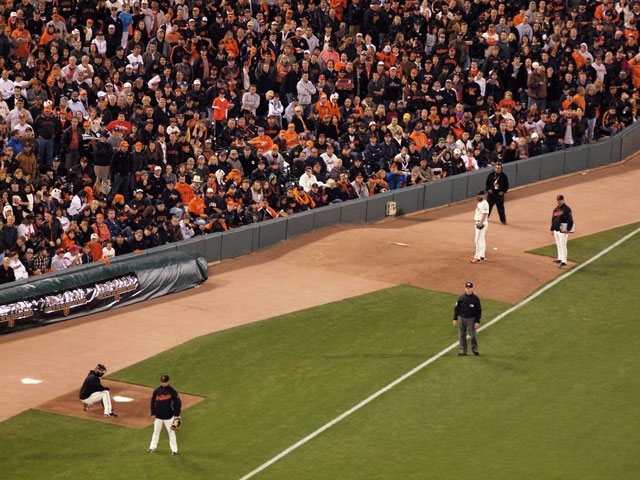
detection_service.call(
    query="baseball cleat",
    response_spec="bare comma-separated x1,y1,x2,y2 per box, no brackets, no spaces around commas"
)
501,221,507,225
83,403,90,411
469,258,481,263
147,449,156,453
171,452,178,456
559,263,567,269
104,412,118,418
553,260,562,264
458,353,467,356
474,352,480,356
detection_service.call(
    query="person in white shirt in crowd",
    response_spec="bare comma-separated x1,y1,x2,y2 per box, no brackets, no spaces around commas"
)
63,245,83,268
299,166,318,192
321,144,339,173
267,91,284,127
0,69,14,100
68,190,88,217
50,248,67,271
102,240,116,259
8,251,28,280
461,151,479,171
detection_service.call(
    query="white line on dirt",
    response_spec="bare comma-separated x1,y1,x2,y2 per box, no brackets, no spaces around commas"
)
238,225,640,480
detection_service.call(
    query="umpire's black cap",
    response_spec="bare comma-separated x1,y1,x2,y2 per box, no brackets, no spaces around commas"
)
161,375,170,382
465,282,473,288
96,364,107,371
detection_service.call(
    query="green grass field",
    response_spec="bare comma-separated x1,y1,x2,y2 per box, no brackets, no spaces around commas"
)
1,224,639,480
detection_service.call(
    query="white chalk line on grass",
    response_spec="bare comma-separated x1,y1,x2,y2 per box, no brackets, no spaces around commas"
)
238,226,640,480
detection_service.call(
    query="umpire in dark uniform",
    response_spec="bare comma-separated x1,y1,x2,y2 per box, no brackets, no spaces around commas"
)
453,282,482,356
485,162,509,225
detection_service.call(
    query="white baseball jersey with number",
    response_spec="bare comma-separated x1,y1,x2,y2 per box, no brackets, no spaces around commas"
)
474,200,490,225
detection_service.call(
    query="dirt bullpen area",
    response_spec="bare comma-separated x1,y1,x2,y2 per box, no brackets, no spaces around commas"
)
37,380,205,428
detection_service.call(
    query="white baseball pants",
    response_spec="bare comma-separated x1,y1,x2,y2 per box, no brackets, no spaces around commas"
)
82,391,112,414
474,224,488,259
554,230,568,263
149,417,178,453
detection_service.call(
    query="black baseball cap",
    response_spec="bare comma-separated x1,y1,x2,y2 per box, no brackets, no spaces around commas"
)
477,190,485,195
96,363,107,371
161,374,170,382
465,282,473,288
557,194,564,200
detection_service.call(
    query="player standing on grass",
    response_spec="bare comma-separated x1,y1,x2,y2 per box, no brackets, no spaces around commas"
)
453,282,482,356
148,374,181,456
470,190,489,263
550,194,574,269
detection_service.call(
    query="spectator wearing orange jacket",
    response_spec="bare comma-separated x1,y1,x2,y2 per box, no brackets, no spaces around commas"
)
88,233,103,260
188,191,207,225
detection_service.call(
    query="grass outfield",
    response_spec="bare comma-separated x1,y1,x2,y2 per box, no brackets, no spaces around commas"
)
1,224,639,479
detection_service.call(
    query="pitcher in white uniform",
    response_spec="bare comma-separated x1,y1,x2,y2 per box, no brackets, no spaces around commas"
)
471,190,489,263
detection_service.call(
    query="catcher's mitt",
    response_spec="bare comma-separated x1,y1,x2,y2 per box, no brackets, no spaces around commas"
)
171,416,182,430
475,224,484,230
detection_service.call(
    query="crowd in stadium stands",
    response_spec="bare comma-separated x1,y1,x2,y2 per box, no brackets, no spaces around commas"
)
0,0,638,283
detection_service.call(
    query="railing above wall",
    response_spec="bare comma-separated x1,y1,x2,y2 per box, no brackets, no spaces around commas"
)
0,121,636,292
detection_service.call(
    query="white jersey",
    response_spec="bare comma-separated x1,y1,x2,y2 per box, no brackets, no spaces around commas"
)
474,200,489,224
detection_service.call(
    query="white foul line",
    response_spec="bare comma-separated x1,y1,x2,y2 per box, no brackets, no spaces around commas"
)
238,226,640,480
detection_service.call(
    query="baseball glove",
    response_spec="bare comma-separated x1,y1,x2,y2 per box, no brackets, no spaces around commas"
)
171,416,182,430
475,224,484,230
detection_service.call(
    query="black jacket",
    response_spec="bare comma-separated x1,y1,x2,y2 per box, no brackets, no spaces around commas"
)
150,384,182,420
485,170,509,195
453,293,482,321
551,203,573,232
93,141,113,167
79,370,108,400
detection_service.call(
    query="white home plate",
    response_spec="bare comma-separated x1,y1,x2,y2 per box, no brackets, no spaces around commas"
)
21,378,42,384
113,396,134,402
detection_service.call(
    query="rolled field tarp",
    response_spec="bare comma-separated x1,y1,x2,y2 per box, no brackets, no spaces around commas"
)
0,252,208,335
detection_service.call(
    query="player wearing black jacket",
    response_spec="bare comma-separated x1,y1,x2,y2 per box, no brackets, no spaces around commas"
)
148,374,182,455
453,282,482,356
79,364,117,417
485,162,510,224
550,194,574,269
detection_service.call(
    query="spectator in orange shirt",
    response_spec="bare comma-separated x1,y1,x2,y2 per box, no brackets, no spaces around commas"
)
88,233,103,260
281,123,299,150
188,190,207,224
248,127,274,151
409,123,428,149
174,174,195,207
12,20,32,59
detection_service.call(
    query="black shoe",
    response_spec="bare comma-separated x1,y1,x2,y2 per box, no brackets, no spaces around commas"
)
559,263,567,269
501,221,507,225
83,403,90,411
171,452,178,456
473,352,480,356
553,260,562,264
147,449,156,453
458,353,467,356
104,412,118,418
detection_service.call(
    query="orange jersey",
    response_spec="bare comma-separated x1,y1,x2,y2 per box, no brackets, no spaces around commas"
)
188,197,206,216
212,97,229,121
174,182,195,204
